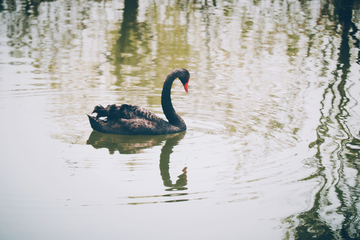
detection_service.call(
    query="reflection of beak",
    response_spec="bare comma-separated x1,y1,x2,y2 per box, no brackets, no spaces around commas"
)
184,81,189,93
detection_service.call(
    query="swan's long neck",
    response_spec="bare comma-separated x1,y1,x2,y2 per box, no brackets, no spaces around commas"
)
161,74,186,128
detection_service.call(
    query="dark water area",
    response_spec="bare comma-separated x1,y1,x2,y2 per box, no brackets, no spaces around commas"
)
1,0,360,239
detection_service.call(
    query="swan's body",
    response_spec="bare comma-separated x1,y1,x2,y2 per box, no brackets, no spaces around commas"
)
88,68,190,135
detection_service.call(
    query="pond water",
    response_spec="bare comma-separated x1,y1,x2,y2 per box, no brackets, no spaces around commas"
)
1,0,360,239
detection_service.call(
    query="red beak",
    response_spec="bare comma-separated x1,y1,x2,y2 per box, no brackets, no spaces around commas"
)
184,79,189,93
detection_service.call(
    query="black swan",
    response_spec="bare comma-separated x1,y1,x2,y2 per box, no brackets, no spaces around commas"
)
88,68,190,135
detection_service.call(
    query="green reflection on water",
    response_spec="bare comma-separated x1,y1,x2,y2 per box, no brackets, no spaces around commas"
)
110,0,191,90
284,1,360,239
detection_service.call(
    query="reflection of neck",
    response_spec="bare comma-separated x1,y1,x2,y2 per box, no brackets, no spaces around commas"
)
161,74,186,128
159,132,186,187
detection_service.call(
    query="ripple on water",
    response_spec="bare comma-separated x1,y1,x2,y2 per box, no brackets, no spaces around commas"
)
58,116,311,206
182,118,315,205
118,191,210,205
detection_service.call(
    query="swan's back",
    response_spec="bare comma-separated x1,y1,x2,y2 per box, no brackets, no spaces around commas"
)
119,104,162,121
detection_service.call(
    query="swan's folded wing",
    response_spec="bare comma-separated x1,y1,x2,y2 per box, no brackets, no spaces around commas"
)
120,104,163,121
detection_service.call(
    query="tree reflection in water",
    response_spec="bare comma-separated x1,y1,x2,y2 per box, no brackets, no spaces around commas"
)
285,1,360,239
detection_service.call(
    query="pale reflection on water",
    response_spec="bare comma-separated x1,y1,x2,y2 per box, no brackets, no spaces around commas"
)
0,0,360,239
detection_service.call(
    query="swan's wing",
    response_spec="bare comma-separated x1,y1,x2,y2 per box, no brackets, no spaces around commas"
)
119,104,163,122
91,104,163,122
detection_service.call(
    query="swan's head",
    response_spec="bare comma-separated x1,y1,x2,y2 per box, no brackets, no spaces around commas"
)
175,68,190,93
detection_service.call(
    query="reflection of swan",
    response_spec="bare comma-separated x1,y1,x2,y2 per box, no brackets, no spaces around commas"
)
88,68,190,135
86,131,182,154
86,130,188,190
159,132,187,190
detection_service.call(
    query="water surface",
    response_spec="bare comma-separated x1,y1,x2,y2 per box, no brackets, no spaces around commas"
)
1,0,360,239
